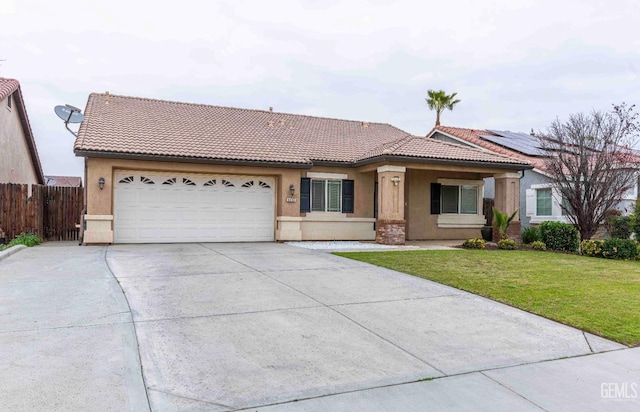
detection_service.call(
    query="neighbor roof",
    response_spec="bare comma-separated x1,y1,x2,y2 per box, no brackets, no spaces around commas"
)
0,77,45,184
75,93,530,169
429,126,547,171
45,175,83,187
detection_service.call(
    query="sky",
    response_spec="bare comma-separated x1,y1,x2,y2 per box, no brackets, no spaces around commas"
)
1,0,639,178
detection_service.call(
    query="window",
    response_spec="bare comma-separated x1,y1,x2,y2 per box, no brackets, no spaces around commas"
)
7,95,11,109
441,184,478,215
311,179,341,212
536,188,552,216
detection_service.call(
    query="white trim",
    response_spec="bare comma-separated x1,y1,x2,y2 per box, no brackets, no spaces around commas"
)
376,165,406,173
437,178,484,186
277,215,375,223
437,214,486,228
307,172,348,179
528,183,570,223
427,130,486,151
493,172,520,179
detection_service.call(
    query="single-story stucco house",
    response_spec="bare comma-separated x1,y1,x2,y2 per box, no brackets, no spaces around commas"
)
428,126,639,229
0,77,45,185
74,93,530,245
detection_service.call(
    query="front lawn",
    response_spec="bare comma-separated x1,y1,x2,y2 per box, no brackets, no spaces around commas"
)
334,250,640,347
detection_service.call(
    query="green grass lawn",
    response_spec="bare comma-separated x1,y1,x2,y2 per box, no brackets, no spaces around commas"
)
334,250,640,347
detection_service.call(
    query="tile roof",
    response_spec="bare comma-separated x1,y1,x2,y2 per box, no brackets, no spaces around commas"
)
0,77,45,184
75,93,530,168
0,78,20,101
45,175,83,187
431,126,547,171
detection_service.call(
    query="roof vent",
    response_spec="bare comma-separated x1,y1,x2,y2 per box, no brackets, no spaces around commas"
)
279,119,285,126
382,148,392,155
362,122,369,128
105,91,110,105
267,120,274,127
269,106,273,112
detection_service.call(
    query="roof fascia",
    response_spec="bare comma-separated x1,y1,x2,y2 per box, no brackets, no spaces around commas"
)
354,155,533,170
74,150,313,169
13,87,45,184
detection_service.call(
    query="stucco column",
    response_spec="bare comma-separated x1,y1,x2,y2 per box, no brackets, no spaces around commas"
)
493,172,521,242
376,165,406,245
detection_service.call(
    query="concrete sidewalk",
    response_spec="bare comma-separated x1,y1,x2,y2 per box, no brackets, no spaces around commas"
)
1,242,637,411
0,243,149,411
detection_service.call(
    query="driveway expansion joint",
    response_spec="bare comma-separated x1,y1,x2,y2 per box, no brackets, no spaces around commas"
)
479,371,547,411
205,246,448,377
104,246,152,411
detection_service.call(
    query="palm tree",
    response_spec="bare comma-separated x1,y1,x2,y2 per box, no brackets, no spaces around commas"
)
425,90,461,127
492,207,519,240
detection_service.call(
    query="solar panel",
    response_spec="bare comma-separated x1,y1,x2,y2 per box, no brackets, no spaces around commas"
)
481,130,547,156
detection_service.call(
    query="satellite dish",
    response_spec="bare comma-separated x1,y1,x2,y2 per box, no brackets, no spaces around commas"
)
54,104,84,124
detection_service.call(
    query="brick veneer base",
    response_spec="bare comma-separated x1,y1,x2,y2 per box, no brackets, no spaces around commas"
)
376,220,406,245
493,221,522,244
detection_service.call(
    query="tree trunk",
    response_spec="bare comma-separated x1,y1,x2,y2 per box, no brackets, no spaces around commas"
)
435,110,441,126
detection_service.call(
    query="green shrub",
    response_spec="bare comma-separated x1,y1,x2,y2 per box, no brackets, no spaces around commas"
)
530,241,546,251
497,239,517,250
601,238,638,260
631,202,640,240
539,221,579,252
8,232,42,248
581,240,604,257
462,238,486,249
521,226,541,244
607,215,632,239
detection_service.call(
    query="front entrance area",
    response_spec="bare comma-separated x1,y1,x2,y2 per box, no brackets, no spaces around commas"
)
113,171,275,243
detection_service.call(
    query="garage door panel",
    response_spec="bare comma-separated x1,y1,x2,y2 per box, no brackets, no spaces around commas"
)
114,172,275,243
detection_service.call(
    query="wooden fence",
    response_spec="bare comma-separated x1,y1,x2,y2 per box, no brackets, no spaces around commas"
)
0,183,84,242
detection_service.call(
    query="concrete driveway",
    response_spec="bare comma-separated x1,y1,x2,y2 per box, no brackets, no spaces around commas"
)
1,242,637,411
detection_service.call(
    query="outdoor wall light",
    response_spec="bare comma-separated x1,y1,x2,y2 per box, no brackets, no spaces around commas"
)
391,176,401,186
289,184,295,196
98,177,105,190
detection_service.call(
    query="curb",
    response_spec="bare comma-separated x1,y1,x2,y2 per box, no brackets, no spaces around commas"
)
0,245,27,262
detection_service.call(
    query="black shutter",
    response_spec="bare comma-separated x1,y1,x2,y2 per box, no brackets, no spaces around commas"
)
342,179,354,213
300,178,311,213
430,183,441,215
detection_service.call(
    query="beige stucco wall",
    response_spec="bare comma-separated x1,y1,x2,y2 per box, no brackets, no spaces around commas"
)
406,168,488,240
82,156,522,243
0,95,39,184
83,157,378,243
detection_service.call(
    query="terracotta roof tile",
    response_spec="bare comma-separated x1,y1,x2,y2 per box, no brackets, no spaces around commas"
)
0,78,19,100
75,93,530,168
432,126,547,171
44,175,83,187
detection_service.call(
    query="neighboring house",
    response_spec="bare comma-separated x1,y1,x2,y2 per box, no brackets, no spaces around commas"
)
428,126,639,228
45,175,83,187
74,93,530,245
0,77,45,185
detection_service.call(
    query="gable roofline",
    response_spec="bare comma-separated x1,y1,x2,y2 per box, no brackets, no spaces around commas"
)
0,78,45,184
426,127,487,151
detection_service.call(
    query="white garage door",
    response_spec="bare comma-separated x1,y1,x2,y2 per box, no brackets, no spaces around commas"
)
113,171,275,243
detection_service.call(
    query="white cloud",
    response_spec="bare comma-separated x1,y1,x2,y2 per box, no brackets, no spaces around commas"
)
1,0,639,175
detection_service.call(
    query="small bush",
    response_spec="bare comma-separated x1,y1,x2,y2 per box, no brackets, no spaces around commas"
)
601,238,638,260
462,238,485,249
497,239,517,250
539,221,579,252
632,202,640,240
8,232,42,248
581,240,604,257
607,215,632,239
521,226,541,244
530,241,546,251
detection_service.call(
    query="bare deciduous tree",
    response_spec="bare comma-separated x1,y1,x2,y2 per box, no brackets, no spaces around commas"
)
538,103,639,240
